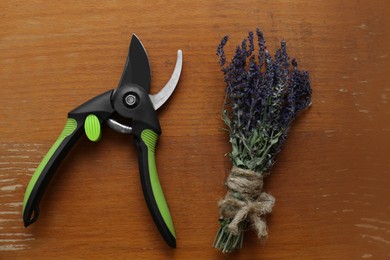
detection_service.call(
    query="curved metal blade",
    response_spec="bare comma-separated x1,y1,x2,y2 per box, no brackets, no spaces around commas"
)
150,50,182,110
117,34,151,92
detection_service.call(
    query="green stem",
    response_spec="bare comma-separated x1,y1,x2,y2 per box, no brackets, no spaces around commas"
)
213,219,246,253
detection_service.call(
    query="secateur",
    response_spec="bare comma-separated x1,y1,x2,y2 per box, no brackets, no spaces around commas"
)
22,34,182,248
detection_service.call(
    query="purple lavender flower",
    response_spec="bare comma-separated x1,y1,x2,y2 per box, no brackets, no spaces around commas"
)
216,29,312,173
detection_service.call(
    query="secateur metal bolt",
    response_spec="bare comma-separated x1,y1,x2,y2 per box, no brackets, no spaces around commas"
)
124,92,139,108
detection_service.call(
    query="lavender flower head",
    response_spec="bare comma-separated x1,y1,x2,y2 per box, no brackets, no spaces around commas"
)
217,29,312,174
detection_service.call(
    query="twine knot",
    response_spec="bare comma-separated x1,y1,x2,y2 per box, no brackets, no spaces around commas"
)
218,166,275,238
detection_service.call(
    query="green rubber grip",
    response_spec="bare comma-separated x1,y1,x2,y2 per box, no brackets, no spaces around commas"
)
138,129,176,247
23,118,80,226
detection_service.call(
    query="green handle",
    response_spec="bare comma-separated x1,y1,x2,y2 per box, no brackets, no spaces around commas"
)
22,118,82,226
136,129,176,247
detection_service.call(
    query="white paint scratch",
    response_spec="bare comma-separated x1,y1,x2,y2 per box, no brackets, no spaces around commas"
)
0,155,29,159
6,149,22,152
357,24,367,29
0,219,17,223
361,254,373,258
4,202,23,207
0,233,33,237
0,244,30,251
0,162,38,165
0,184,22,191
0,167,24,171
0,238,34,242
4,144,42,148
0,179,16,183
361,218,390,225
0,211,19,215
356,224,389,233
361,234,390,244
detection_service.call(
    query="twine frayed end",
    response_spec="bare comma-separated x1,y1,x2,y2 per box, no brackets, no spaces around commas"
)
219,166,275,239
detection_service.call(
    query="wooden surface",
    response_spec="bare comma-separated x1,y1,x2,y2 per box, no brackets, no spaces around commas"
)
1,0,389,259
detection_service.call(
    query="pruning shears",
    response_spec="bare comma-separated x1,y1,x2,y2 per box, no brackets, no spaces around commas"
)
22,34,182,248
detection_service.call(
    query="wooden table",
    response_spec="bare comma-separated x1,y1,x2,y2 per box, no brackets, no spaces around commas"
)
1,0,389,258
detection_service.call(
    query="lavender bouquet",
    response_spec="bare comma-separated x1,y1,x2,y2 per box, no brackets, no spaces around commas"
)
213,29,312,253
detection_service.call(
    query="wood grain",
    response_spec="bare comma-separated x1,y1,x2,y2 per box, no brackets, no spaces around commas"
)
1,0,389,258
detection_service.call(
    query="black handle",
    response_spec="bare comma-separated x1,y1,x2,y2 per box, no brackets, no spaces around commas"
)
22,117,84,227
134,129,176,248
23,90,114,227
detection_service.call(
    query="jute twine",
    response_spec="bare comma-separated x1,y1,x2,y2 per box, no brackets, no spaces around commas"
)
218,166,275,238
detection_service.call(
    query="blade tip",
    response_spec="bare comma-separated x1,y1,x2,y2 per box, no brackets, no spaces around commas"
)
176,50,183,63
131,33,139,41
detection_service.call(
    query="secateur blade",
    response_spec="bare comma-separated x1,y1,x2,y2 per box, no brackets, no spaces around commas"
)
117,34,151,92
150,50,183,110
108,46,182,133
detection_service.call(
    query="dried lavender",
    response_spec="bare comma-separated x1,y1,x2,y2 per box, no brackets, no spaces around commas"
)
213,29,311,253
